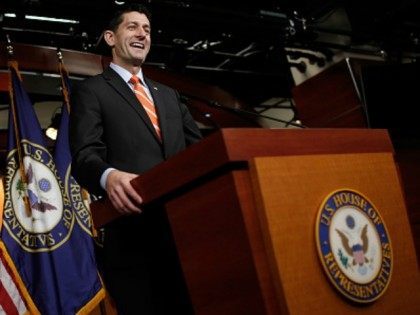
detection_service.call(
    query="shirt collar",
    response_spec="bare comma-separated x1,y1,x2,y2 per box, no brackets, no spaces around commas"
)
109,62,146,85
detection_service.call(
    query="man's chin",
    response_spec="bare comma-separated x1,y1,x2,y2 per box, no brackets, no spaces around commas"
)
132,57,145,66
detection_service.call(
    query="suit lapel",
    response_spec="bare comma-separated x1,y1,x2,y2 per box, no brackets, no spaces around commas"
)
102,67,161,143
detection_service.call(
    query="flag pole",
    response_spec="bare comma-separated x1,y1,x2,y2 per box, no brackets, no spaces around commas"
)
57,49,71,113
7,45,32,217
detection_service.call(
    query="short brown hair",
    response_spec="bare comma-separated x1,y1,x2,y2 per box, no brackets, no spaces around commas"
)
107,3,152,32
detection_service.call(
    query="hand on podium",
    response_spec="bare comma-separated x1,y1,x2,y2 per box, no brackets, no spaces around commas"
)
106,170,143,214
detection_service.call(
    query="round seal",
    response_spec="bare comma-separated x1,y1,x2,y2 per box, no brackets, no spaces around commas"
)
315,189,392,303
12,157,63,233
3,141,75,252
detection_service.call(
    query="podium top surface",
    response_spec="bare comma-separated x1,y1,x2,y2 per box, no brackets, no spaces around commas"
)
92,128,393,226
133,128,393,201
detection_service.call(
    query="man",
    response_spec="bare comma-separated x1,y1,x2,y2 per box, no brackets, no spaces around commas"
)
69,3,202,314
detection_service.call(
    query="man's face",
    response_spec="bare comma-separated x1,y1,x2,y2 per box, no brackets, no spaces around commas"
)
105,11,151,69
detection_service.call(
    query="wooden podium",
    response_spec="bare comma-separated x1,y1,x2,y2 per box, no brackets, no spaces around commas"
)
91,128,420,314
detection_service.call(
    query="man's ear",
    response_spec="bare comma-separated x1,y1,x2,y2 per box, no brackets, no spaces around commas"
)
103,30,115,47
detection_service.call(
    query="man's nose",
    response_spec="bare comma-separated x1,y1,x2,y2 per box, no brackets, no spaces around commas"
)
135,28,146,37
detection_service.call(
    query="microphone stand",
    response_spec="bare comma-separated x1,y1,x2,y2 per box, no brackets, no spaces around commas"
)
181,94,306,128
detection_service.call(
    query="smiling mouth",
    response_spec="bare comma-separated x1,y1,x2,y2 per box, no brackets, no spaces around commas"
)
130,42,145,49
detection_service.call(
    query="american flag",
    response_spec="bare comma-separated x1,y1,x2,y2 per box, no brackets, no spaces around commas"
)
0,248,28,315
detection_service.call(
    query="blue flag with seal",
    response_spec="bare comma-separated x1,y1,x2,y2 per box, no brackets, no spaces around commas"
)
1,61,105,315
54,63,96,236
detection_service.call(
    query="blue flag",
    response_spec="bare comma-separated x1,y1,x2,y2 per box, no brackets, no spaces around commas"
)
1,62,105,315
54,64,95,235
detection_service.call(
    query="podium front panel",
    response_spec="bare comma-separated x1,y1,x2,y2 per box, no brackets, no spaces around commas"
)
164,172,270,315
250,152,420,314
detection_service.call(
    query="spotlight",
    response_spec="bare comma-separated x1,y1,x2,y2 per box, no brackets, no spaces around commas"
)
45,111,62,140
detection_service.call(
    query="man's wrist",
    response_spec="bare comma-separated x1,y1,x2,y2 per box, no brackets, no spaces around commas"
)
100,168,116,190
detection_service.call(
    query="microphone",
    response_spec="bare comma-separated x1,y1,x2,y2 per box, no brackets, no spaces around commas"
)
181,93,306,128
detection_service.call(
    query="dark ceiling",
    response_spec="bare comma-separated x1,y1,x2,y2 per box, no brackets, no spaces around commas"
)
1,0,420,103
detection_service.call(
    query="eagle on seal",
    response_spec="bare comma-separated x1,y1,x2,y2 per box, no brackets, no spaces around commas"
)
336,224,369,266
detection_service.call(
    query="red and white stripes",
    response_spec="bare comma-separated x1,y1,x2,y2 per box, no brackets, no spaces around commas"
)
0,254,27,315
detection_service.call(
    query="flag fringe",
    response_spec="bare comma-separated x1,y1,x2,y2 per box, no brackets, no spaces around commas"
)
76,286,106,315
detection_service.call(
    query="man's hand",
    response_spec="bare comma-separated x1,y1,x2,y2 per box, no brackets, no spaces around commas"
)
106,170,143,214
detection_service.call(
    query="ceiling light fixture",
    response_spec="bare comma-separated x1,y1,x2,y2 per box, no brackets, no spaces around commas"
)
114,1,126,5
25,15,79,24
4,13,17,18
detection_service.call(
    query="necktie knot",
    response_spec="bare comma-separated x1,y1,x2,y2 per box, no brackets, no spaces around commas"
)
129,75,140,85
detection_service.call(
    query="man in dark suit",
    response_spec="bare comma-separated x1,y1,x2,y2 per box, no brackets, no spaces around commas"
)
69,3,201,314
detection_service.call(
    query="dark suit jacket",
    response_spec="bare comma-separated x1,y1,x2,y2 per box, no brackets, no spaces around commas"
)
69,67,201,314
69,66,202,196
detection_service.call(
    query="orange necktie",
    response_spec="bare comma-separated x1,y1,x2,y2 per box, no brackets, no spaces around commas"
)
129,75,161,139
